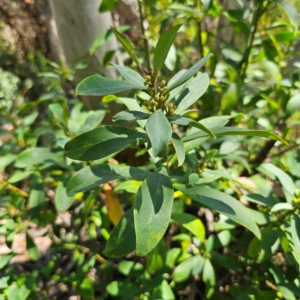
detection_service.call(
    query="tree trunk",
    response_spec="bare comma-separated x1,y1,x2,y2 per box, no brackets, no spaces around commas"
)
49,0,118,109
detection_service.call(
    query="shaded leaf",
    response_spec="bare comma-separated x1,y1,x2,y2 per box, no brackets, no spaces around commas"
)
161,280,175,300
67,163,150,196
175,184,261,239
153,24,181,77
76,75,147,96
146,238,167,273
172,212,206,241
274,0,298,31
26,234,39,261
64,126,147,161
112,111,150,124
104,208,136,258
145,109,172,158
134,167,174,256
203,258,216,298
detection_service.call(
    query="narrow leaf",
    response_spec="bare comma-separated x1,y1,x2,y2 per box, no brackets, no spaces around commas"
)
175,72,210,114
64,125,147,161
110,63,145,86
104,208,136,258
67,163,151,196
171,133,185,166
111,27,143,71
175,184,261,239
145,109,172,158
112,111,150,125
76,75,147,96
183,127,288,145
153,24,182,77
189,121,215,139
164,54,212,94
134,167,174,256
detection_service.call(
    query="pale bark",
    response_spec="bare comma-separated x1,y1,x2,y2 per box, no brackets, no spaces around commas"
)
50,0,118,109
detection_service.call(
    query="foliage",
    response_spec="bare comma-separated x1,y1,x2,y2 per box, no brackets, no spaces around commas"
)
0,0,300,299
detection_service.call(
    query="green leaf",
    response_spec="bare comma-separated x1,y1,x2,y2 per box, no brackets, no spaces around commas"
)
175,72,210,114
115,180,142,194
259,163,296,196
161,280,175,300
76,110,106,135
183,127,288,145
173,255,204,282
164,54,212,94
67,163,150,196
55,181,75,212
171,133,185,166
274,0,298,31
104,208,136,258
175,184,261,239
15,148,65,168
291,214,300,256
28,176,46,209
49,103,67,125
99,0,120,13
26,233,39,261
90,26,130,55
286,94,300,114
134,167,174,256
112,111,150,125
172,212,206,241
168,4,203,18
146,238,167,273
110,63,145,86
189,121,215,139
64,125,147,161
203,258,216,298
243,194,277,207
0,253,14,269
153,24,181,77
220,82,239,114
0,154,17,169
111,27,144,71
76,75,147,97
270,203,294,212
145,109,172,158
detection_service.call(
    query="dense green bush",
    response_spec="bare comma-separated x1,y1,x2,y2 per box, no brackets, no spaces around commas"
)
0,1,299,299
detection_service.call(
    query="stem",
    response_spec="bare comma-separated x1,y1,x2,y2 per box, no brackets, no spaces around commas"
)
238,1,267,85
196,0,204,63
0,179,28,198
138,0,152,74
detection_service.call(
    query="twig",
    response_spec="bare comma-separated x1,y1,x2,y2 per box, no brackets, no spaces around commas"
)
196,0,204,66
0,179,28,198
137,0,152,74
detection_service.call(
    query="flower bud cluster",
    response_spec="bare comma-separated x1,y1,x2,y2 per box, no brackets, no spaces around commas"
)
137,77,176,116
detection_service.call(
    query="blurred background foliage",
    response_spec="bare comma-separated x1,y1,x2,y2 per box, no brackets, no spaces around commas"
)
0,0,300,299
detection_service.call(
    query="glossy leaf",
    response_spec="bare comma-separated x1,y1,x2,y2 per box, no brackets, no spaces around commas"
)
67,163,150,196
153,24,181,77
112,111,150,124
55,181,75,212
64,126,147,161
110,63,145,86
76,75,147,96
134,167,174,256
164,54,212,94
172,212,206,241
175,184,261,239
175,72,210,114
145,109,172,158
171,133,185,166
183,127,287,145
104,208,136,258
